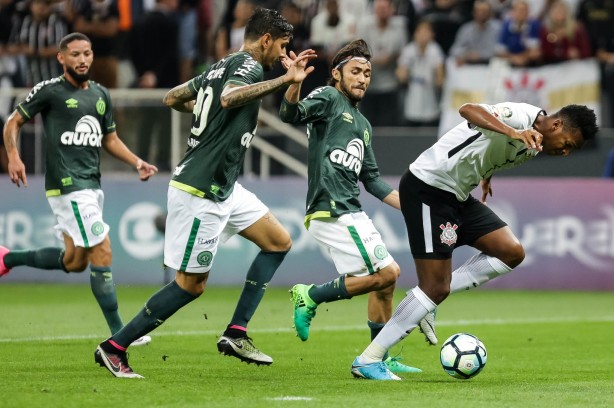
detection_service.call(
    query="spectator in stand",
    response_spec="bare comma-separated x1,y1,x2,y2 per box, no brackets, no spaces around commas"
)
357,0,407,126
577,0,614,127
495,0,541,67
8,0,68,87
65,0,120,88
603,147,614,177
214,0,255,61
130,0,180,172
396,19,445,127
309,0,356,64
419,0,465,56
177,0,199,83
539,0,591,65
393,0,417,43
449,0,501,66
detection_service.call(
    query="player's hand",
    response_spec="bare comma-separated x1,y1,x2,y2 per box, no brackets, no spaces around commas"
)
8,157,27,188
136,159,158,181
480,178,492,204
283,49,317,84
512,128,543,151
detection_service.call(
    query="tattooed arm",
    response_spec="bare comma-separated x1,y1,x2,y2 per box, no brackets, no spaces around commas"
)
163,81,196,112
221,49,317,109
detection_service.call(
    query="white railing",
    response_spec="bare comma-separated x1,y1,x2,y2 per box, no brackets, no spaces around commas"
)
1,88,308,178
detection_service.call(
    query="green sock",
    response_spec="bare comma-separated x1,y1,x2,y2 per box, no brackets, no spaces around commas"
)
229,250,288,327
90,266,123,334
4,247,65,270
112,280,198,348
308,275,352,304
368,320,389,360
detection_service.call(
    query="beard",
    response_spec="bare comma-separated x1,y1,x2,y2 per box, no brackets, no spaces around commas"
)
339,78,364,104
66,66,90,83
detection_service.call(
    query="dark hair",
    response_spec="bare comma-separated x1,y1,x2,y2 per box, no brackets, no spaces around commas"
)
59,32,91,51
244,8,293,41
327,39,372,86
556,104,599,143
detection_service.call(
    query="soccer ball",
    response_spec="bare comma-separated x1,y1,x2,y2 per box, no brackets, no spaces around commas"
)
440,333,487,380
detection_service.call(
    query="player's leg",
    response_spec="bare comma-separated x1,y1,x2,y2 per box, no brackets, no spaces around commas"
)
290,213,398,341
448,198,524,294
96,187,207,378
352,170,449,378
215,184,290,365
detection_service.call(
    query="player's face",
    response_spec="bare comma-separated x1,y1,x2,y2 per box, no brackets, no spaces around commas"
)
58,40,93,83
335,59,371,103
541,122,583,156
263,36,291,71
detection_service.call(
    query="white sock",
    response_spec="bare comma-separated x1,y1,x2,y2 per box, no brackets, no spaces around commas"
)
450,253,512,294
359,287,436,363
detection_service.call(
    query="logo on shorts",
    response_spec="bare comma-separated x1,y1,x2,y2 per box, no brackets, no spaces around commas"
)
439,222,458,246
374,245,388,260
91,221,104,236
197,251,213,266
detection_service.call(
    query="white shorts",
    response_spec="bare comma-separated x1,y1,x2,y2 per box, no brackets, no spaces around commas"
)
47,189,110,248
164,182,269,273
308,212,394,277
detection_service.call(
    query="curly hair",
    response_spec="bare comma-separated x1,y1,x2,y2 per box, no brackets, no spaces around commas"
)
556,104,599,143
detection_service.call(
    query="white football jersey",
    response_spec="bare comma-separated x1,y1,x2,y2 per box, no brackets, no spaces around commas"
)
410,102,545,201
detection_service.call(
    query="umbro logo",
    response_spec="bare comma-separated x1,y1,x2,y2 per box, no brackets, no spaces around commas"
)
65,98,78,108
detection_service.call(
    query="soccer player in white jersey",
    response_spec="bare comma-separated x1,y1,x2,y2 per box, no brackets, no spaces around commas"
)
351,101,598,379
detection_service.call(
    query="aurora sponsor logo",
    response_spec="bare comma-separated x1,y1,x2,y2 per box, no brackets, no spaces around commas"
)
60,115,104,147
329,138,364,175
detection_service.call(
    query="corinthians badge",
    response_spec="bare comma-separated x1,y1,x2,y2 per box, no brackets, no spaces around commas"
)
440,222,458,246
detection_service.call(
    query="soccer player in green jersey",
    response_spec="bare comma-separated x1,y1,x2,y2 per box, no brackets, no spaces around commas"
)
94,8,317,378
279,39,420,376
1,33,158,345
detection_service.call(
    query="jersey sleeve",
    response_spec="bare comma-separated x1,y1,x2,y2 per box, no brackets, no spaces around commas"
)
101,87,117,134
360,142,393,200
479,102,545,130
280,86,335,125
17,80,54,120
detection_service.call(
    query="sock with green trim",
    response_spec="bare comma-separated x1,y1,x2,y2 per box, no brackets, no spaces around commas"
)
112,280,198,348
4,247,65,270
90,265,123,334
308,275,352,304
228,250,288,327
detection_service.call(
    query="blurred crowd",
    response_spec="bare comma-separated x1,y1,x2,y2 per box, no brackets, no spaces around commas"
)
1,0,614,172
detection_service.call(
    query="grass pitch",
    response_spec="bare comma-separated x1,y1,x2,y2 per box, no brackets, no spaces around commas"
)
0,284,612,408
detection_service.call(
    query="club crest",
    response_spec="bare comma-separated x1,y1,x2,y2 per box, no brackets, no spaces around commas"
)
440,222,458,246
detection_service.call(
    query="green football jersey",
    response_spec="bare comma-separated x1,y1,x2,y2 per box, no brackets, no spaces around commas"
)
169,51,263,202
17,76,116,196
282,86,389,223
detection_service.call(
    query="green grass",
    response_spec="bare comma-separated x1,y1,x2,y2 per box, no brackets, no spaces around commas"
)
0,284,613,408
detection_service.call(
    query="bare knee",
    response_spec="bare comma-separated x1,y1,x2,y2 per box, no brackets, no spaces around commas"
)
176,271,208,296
64,257,89,272
372,262,400,290
503,242,525,269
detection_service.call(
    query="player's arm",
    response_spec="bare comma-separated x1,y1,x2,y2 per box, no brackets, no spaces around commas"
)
163,80,196,113
382,190,400,210
459,103,543,150
3,109,28,187
101,132,158,181
480,177,492,204
221,49,316,109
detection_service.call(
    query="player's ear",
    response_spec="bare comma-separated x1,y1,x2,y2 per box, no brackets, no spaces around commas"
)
57,51,64,65
552,118,563,131
332,68,341,82
261,33,272,49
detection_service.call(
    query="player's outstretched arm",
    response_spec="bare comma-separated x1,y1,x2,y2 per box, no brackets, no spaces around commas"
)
459,103,543,151
3,110,28,188
101,132,158,181
163,81,196,113
221,49,317,109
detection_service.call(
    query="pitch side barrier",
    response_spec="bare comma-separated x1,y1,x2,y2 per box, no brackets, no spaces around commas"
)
1,176,613,290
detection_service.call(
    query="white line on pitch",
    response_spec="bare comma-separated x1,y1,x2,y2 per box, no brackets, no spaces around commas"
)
0,316,613,343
